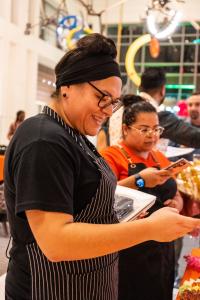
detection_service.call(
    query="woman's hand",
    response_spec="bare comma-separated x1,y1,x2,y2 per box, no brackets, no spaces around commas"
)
146,207,200,242
164,191,183,212
164,199,179,209
139,167,172,188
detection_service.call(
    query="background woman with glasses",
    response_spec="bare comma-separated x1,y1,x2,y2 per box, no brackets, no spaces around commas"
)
101,95,183,300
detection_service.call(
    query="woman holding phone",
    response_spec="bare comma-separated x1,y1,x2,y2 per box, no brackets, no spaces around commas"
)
101,95,183,300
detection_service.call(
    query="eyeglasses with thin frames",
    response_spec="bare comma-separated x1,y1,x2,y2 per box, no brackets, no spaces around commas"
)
129,126,164,136
88,82,122,113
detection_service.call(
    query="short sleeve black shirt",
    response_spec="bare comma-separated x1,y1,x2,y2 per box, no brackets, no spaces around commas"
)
4,109,101,298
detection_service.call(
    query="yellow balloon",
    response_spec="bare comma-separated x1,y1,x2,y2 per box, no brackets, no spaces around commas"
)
66,26,93,50
125,34,151,87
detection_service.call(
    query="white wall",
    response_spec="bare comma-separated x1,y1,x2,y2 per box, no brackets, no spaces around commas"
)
0,0,104,145
0,0,65,145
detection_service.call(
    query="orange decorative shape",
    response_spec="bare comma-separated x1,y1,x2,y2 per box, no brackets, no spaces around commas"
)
149,37,160,58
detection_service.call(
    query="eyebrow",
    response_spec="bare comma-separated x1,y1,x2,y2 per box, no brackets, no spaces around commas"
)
101,90,112,97
136,125,159,128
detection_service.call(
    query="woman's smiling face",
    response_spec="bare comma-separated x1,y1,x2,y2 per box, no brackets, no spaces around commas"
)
60,76,122,136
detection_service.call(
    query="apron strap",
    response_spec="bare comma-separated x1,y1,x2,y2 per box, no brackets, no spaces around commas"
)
114,145,161,169
114,145,136,169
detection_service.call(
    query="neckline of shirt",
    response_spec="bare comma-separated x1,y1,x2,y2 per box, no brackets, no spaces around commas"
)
42,105,100,157
119,141,159,165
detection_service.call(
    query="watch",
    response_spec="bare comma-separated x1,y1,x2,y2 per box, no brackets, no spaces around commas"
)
134,173,145,188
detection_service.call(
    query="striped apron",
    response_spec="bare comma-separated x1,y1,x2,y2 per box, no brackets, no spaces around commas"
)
26,107,119,300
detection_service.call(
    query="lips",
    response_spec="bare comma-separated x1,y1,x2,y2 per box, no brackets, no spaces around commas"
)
144,141,156,146
92,115,105,126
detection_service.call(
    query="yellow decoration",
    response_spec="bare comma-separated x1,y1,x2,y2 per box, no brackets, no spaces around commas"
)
125,34,151,87
66,26,93,50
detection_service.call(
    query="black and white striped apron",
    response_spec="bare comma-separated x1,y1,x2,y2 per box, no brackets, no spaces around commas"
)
26,106,119,300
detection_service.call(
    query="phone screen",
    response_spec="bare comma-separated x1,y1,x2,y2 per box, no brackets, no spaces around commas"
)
193,214,200,219
164,158,191,175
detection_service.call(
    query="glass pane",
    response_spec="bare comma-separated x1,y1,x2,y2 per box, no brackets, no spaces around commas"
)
119,64,126,74
196,76,200,91
184,35,198,43
107,26,118,35
131,25,143,35
182,76,194,84
185,24,197,34
145,45,181,63
184,45,195,62
166,76,179,85
120,45,129,62
183,66,195,73
170,36,182,42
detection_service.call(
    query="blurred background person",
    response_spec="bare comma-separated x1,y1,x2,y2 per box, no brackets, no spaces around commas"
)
184,91,200,160
7,110,25,141
187,91,200,137
139,67,200,148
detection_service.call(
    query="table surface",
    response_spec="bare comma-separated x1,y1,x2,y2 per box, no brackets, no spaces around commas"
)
165,146,194,158
0,155,5,181
176,248,200,299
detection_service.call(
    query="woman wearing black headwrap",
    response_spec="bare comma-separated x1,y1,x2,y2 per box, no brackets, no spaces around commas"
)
4,33,200,300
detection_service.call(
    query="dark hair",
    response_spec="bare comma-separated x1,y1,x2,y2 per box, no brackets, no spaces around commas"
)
50,90,59,98
122,95,157,126
55,33,117,88
122,94,143,108
76,33,117,58
16,110,25,121
140,67,166,91
191,91,200,96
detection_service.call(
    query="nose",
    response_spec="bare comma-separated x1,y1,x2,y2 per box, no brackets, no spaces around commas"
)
146,129,154,137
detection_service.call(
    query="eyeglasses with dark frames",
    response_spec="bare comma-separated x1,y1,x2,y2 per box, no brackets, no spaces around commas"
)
88,82,122,113
128,126,164,136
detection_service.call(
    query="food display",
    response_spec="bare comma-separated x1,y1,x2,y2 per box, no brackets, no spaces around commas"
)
177,162,200,201
179,278,200,300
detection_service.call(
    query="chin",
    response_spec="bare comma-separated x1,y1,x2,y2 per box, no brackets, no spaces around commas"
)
143,146,153,152
85,128,99,136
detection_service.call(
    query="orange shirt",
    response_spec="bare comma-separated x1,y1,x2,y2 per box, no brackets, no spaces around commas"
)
0,155,5,181
101,142,171,180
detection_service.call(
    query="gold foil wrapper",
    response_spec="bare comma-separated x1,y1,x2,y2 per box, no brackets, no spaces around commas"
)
177,163,200,202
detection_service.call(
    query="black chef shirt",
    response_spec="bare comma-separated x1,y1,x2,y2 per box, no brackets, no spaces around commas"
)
4,110,101,299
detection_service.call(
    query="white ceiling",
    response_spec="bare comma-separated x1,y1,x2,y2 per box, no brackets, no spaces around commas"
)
93,0,200,24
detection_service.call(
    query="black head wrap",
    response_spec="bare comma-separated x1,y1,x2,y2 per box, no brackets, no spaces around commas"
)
56,54,121,89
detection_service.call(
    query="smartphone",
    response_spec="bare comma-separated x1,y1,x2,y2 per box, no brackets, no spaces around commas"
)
193,214,200,219
163,158,191,175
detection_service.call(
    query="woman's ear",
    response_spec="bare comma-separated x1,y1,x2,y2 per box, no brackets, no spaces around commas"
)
122,124,128,137
60,86,69,99
160,85,166,98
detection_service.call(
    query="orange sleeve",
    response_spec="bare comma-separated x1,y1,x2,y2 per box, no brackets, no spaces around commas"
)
100,146,128,180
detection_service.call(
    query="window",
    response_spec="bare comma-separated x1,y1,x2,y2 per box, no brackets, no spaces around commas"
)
107,23,200,100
